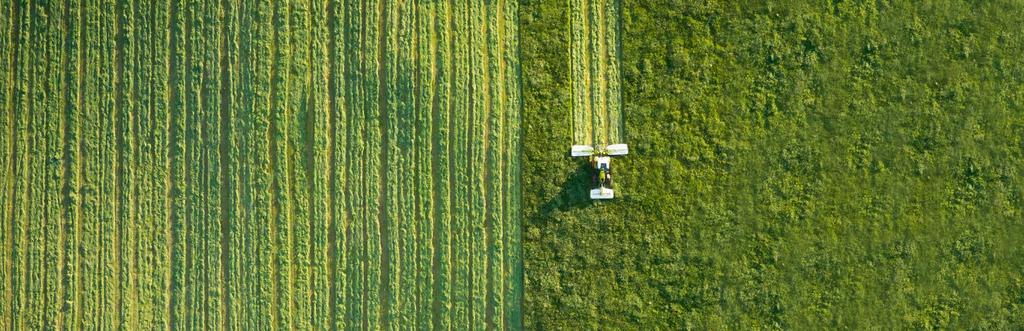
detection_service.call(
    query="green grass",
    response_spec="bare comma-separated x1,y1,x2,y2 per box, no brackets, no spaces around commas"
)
5,0,1024,329
522,0,1024,329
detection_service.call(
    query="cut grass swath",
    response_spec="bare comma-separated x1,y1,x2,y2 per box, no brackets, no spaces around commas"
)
569,0,623,146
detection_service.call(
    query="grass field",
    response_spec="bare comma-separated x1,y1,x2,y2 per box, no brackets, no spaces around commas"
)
5,0,1024,329
1,0,520,329
522,0,1024,329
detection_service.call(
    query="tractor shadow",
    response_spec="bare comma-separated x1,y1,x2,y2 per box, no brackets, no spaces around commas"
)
534,159,596,218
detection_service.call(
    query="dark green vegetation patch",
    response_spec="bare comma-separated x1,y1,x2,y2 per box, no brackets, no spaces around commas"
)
522,0,1024,329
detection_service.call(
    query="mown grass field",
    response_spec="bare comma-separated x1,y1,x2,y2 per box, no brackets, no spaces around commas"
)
1,0,520,329
523,0,1024,329
567,0,622,146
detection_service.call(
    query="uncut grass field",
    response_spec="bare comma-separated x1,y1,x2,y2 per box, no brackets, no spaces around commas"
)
1,0,520,329
522,0,1024,329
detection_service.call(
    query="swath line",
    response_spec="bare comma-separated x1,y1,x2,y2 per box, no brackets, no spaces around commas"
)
2,0,22,326
280,1,298,327
359,1,369,327
216,0,233,326
325,0,341,329
112,0,127,325
73,0,86,327
126,1,142,327
429,2,452,328
376,0,392,326
11,2,31,329
444,1,457,327
481,2,495,328
266,1,281,326
303,0,319,322
165,0,181,327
